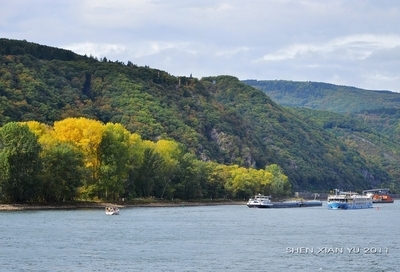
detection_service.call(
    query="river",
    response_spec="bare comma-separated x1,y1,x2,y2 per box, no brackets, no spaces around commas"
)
0,202,398,271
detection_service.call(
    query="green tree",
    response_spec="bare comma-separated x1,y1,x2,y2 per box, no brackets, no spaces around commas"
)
132,147,163,197
265,164,291,196
97,123,132,200
0,122,42,202
40,143,84,202
207,163,229,199
174,152,201,199
154,140,183,199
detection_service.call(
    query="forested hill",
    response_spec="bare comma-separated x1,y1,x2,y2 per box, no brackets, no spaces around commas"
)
243,79,400,192
243,79,400,113
0,38,87,62
0,38,393,191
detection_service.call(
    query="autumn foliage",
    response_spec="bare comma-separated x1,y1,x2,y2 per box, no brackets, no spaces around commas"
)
0,118,291,203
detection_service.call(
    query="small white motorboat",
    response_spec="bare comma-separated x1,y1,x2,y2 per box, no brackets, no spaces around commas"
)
105,206,120,215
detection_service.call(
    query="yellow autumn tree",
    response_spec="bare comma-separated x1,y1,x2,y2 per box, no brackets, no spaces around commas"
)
265,164,291,196
207,162,230,199
23,120,86,201
223,164,288,198
53,117,105,185
23,121,58,148
225,165,257,198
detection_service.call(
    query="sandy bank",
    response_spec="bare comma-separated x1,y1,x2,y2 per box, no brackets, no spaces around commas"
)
0,200,246,211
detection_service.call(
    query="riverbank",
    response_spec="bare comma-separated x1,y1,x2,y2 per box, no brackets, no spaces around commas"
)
0,199,246,211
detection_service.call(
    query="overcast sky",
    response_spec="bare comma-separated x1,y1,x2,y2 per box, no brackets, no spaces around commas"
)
2,0,400,92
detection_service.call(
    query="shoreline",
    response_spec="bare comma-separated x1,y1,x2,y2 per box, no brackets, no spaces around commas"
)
0,200,247,211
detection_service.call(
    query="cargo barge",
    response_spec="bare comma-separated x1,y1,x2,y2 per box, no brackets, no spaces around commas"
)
247,194,322,208
362,188,394,203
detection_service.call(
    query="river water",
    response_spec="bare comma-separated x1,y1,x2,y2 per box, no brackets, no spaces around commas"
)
0,202,398,272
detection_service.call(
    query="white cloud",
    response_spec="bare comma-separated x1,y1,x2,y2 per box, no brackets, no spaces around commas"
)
261,34,400,62
215,47,250,57
64,40,202,62
65,43,127,59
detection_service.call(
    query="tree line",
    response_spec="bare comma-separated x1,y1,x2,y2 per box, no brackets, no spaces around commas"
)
0,117,291,203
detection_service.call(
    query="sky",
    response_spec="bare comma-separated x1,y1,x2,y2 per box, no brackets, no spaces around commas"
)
2,0,400,92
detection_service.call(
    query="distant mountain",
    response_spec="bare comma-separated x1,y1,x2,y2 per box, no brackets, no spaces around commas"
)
242,79,400,113
0,38,396,191
244,79,400,192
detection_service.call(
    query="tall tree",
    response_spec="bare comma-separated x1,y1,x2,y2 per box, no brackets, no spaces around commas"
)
207,163,229,199
174,152,201,199
53,117,105,188
134,148,164,197
40,143,84,202
154,140,182,199
97,123,131,200
265,164,291,196
0,122,42,202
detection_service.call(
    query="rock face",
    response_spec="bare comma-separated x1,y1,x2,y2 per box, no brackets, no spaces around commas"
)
210,128,255,167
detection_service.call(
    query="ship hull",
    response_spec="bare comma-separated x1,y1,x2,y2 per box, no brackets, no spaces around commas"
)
327,202,373,210
373,199,394,203
327,191,373,210
248,201,322,208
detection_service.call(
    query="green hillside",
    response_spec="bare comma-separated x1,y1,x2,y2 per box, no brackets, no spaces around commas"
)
244,79,400,192
0,38,396,192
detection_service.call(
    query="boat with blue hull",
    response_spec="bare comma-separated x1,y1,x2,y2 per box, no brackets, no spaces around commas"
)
327,190,373,210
